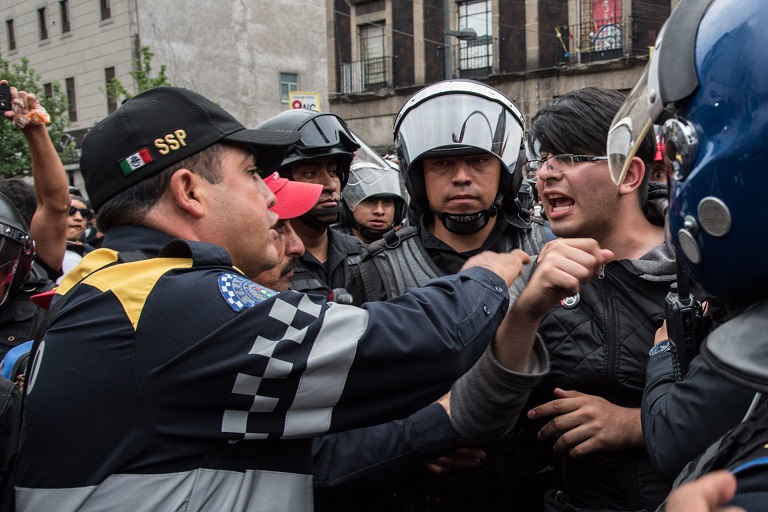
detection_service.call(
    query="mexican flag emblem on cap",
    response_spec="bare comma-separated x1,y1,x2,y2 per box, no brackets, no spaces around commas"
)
119,148,154,176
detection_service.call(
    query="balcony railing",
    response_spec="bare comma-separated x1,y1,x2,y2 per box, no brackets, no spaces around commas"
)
555,16,644,65
337,16,652,96
455,36,496,78
340,39,500,93
341,56,391,94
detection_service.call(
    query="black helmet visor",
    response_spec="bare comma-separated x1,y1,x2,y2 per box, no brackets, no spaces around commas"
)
296,114,360,157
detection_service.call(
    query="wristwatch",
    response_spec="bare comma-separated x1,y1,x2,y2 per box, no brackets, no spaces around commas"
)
649,339,672,356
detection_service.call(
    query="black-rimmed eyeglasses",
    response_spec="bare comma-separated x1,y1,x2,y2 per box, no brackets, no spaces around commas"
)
523,154,608,177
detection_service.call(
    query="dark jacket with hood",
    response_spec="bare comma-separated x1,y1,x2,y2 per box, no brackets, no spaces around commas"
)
451,188,675,511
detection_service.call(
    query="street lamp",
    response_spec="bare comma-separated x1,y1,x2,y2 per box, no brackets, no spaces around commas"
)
445,28,478,40
443,0,477,79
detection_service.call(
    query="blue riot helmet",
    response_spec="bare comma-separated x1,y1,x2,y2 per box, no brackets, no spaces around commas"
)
394,80,525,235
608,0,768,299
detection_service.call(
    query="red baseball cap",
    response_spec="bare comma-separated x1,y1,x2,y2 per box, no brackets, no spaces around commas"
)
263,172,322,219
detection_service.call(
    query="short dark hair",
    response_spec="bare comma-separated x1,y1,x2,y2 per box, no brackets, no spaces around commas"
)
0,178,37,227
527,87,655,207
97,143,226,232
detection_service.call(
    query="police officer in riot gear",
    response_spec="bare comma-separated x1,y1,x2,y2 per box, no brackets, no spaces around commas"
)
0,81,66,365
255,110,366,297
608,1,768,508
396,80,523,235
329,80,548,511
0,192,36,505
0,192,39,361
348,79,546,304
337,161,407,244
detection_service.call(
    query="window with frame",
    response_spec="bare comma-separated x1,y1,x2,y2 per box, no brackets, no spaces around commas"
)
38,7,49,40
358,22,386,89
458,0,493,76
105,67,117,113
355,0,385,15
60,0,71,33
6,19,16,51
100,0,111,21
279,73,298,103
66,77,77,122
581,0,622,57
43,83,53,99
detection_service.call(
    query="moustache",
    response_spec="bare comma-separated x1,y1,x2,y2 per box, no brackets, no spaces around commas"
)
280,258,299,277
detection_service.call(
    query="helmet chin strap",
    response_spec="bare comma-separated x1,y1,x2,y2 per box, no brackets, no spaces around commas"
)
432,193,502,235
298,204,342,230
350,217,392,242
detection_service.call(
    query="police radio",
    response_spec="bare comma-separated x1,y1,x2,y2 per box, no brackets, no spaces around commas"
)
665,263,704,379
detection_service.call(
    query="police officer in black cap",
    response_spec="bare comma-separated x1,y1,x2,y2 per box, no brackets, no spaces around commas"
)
14,85,532,512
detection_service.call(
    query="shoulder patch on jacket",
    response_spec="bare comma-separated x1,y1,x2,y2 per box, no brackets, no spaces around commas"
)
219,273,277,311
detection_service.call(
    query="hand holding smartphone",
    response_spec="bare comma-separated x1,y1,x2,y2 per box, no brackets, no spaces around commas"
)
1,83,51,126
0,82,12,112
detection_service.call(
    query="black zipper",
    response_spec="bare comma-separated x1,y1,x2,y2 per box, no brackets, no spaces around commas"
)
599,264,620,387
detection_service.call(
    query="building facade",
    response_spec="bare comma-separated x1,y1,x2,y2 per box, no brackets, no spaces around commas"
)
328,0,677,151
1,0,328,147
2,0,678,171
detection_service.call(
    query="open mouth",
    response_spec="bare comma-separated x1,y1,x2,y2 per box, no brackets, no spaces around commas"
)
547,194,575,213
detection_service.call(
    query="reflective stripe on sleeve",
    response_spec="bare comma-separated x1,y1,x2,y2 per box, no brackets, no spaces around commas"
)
283,303,368,438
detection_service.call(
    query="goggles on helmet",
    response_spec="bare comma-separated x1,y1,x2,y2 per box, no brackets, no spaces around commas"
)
293,114,359,159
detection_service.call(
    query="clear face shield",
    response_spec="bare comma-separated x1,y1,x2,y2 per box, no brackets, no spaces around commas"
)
344,163,406,212
349,129,400,171
608,57,700,188
395,90,524,174
607,59,665,185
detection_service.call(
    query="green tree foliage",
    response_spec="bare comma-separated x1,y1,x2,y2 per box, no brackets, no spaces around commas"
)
106,45,171,103
0,57,77,178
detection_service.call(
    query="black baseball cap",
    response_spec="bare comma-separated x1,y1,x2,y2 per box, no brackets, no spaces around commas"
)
80,86,301,211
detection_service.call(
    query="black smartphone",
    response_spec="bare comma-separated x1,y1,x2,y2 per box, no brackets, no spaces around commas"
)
0,83,11,111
